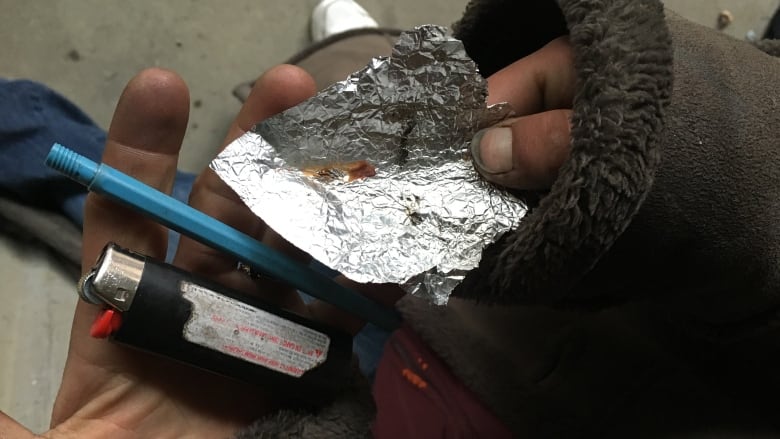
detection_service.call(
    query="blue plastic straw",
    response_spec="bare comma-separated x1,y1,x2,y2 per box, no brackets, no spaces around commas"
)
46,143,401,331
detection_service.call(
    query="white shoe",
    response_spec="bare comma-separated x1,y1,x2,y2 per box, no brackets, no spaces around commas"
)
311,0,379,42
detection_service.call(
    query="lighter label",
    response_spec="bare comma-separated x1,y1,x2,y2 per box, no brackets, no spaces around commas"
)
180,281,329,377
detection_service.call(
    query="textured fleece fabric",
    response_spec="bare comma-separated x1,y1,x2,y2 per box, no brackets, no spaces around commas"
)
237,0,780,436
455,0,673,306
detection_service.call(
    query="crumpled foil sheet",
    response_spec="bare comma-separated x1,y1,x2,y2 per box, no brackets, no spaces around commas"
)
211,25,526,304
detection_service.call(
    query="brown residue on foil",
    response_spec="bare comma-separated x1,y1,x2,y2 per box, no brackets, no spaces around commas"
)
301,160,377,182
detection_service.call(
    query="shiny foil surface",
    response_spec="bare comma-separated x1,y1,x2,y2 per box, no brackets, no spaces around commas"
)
211,25,526,304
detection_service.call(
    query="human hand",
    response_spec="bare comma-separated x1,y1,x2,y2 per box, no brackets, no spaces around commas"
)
0,65,398,438
473,36,574,190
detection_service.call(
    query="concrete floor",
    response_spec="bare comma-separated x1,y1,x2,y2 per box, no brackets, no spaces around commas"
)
0,0,777,433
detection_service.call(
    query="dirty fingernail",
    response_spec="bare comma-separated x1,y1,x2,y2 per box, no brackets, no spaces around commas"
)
471,127,513,174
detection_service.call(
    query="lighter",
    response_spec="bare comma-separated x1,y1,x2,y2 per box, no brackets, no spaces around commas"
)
80,242,353,402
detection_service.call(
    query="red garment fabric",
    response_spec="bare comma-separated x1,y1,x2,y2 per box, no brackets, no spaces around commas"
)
372,325,512,438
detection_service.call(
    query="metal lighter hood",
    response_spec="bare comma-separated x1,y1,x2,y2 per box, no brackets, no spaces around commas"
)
87,244,144,311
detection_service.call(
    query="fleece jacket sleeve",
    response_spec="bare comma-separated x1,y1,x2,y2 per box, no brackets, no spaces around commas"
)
454,0,780,336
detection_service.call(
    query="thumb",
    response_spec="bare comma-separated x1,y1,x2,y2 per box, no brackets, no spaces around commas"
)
471,109,572,190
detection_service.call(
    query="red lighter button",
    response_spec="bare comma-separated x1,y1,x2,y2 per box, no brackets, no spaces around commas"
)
90,308,123,338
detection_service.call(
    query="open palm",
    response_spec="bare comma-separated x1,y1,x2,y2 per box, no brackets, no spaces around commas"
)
2,65,356,439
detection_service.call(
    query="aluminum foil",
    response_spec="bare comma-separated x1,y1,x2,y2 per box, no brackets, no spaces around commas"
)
211,25,526,304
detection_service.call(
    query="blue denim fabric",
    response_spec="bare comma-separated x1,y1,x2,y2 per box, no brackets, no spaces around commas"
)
0,78,388,380
0,78,195,261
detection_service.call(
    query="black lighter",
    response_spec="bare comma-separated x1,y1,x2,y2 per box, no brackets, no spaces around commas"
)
79,243,353,402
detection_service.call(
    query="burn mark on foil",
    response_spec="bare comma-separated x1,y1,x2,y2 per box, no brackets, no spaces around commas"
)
399,193,423,226
397,119,416,165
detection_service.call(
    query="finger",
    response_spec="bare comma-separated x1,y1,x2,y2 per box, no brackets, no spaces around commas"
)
0,411,34,439
261,231,310,268
486,36,575,114
471,109,572,189
308,276,405,336
82,68,189,268
173,65,317,303
55,68,189,423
